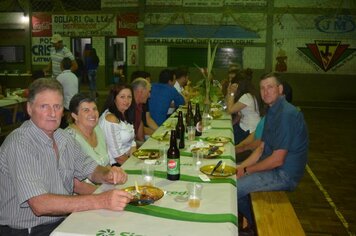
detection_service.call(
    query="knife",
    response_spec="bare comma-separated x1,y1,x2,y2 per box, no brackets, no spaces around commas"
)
210,160,223,175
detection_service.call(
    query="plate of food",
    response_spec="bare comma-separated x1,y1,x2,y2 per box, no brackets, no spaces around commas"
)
191,146,223,159
206,136,232,144
152,131,170,142
133,149,160,160
210,108,223,119
123,185,164,206
200,164,236,177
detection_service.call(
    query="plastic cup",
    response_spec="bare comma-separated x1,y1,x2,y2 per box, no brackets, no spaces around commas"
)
187,183,203,208
192,150,203,171
159,145,168,164
187,126,196,141
142,162,155,186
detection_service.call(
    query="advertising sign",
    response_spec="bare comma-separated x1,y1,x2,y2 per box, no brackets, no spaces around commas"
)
52,14,116,37
32,13,52,37
32,37,51,65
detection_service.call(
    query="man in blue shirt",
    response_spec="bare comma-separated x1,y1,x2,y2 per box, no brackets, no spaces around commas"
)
149,69,185,126
236,72,308,234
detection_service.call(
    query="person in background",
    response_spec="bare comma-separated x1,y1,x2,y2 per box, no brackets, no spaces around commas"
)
149,69,185,126
66,93,110,167
84,47,100,99
113,64,126,84
74,52,85,92
130,71,157,138
174,66,190,99
0,78,132,236
99,84,136,166
168,67,190,115
130,70,151,83
56,57,79,128
43,34,78,78
226,68,262,145
236,73,308,235
131,78,158,140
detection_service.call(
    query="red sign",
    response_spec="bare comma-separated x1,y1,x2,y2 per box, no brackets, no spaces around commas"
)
116,13,139,36
32,13,52,37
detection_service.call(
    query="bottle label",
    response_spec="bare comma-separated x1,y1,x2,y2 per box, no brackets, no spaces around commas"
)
167,158,180,175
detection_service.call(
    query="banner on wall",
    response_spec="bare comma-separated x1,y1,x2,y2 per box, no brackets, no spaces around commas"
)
32,13,52,37
145,0,266,7
144,37,255,46
31,37,51,65
101,0,138,8
52,14,116,37
117,13,139,36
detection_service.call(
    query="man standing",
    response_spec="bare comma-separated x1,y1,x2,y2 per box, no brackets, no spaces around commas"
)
0,78,132,236
56,57,79,128
149,69,185,126
237,72,308,234
44,34,78,78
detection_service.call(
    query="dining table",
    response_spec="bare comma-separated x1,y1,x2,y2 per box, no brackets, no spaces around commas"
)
0,92,27,124
51,105,238,236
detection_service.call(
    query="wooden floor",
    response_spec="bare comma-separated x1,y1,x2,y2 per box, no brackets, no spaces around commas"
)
287,105,356,236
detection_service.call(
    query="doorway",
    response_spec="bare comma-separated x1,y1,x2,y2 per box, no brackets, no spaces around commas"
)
71,37,91,89
106,37,126,86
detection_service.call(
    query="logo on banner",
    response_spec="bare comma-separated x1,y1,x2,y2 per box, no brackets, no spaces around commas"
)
297,40,356,71
32,13,52,37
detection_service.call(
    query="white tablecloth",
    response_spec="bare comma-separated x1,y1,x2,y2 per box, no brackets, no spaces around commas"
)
51,109,237,236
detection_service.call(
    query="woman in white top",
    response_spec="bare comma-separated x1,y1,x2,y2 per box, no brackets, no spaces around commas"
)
99,84,136,166
66,93,110,167
226,69,263,145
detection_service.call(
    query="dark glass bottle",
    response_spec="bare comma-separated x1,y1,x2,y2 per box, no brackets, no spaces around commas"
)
185,101,194,130
176,111,185,149
194,103,202,136
167,130,180,181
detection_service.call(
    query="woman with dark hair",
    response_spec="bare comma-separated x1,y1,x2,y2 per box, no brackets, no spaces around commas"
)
99,84,136,166
226,68,263,145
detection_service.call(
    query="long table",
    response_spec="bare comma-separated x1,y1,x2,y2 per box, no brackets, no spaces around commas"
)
0,95,27,124
51,108,237,236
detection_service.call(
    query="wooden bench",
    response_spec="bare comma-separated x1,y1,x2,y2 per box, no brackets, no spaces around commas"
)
250,191,305,236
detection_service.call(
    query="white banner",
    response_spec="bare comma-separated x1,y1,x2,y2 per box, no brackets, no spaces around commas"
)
183,0,223,7
31,37,51,65
52,14,116,37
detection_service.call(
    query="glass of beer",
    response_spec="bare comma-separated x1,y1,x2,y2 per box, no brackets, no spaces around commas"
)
187,126,196,141
187,183,203,208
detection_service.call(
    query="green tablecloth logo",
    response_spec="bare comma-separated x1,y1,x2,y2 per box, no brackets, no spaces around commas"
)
96,230,145,236
96,229,115,236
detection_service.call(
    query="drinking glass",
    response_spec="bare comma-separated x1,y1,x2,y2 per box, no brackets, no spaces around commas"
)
187,183,203,208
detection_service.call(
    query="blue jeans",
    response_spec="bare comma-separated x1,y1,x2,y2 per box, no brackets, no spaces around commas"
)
238,169,297,225
87,69,97,91
233,123,250,145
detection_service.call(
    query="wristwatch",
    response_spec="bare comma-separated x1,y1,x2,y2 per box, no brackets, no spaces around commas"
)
243,167,249,176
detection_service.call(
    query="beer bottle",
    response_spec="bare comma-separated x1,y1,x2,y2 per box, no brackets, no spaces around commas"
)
194,103,202,136
176,111,185,149
167,130,180,181
185,101,194,130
